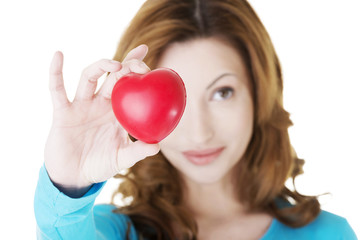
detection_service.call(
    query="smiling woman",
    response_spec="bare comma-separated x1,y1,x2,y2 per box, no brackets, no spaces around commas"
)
33,0,357,239
157,38,254,187
109,0,356,239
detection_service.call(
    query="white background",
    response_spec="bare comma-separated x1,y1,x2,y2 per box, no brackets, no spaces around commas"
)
0,0,359,239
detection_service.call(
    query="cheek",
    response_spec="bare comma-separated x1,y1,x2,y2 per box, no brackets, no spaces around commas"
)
158,130,181,161
158,127,180,150
158,143,181,171
214,102,253,141
159,92,254,150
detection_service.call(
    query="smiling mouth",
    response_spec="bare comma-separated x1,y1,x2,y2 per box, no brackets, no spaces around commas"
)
182,147,225,165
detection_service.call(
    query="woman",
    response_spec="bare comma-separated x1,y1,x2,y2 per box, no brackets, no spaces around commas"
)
34,0,357,239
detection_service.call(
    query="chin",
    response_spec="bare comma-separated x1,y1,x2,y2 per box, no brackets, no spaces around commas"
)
182,167,231,185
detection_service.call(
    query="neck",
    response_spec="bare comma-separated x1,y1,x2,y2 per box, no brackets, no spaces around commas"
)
181,172,246,221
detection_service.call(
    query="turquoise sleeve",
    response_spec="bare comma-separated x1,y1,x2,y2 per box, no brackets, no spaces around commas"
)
33,164,138,240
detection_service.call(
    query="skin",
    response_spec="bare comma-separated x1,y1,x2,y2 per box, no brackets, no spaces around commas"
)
45,45,160,198
157,37,272,239
45,39,271,238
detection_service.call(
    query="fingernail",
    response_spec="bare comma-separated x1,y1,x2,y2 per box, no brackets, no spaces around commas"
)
136,44,145,49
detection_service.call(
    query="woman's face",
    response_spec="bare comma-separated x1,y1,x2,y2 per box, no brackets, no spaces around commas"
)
157,37,254,185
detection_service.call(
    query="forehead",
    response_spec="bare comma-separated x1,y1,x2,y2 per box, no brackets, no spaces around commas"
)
157,37,250,88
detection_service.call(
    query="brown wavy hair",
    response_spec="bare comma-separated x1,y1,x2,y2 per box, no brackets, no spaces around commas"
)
111,0,321,239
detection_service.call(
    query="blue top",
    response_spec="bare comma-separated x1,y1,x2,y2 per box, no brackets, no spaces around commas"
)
34,164,357,239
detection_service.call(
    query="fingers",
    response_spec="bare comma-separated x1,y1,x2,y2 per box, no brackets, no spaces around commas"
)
123,44,148,62
97,59,151,99
96,44,150,100
130,141,160,161
49,51,70,110
74,59,122,102
116,141,160,171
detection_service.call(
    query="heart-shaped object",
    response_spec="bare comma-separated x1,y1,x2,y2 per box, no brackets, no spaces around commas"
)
111,68,186,144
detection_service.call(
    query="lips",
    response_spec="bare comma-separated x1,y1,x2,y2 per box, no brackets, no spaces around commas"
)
182,147,225,165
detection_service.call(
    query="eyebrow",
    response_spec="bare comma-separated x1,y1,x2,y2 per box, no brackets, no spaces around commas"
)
206,73,237,89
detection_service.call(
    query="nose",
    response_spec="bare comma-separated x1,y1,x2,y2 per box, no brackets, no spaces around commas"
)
180,102,214,145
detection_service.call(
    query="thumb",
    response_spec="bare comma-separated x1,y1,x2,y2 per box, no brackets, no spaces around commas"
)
131,140,160,159
116,141,160,171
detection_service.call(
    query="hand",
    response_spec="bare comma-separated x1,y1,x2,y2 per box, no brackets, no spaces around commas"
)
44,45,160,197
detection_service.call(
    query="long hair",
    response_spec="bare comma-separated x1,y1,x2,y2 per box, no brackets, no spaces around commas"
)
111,0,321,239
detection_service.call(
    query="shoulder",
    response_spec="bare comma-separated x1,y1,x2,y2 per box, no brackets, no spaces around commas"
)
266,210,357,240
305,210,356,237
93,204,138,239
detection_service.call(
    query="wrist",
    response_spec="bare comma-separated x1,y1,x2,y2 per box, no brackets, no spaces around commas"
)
52,181,92,198
44,162,92,198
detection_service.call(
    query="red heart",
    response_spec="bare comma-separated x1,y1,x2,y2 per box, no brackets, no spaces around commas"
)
111,68,186,144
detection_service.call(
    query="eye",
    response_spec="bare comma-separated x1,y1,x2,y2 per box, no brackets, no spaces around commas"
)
211,87,234,101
